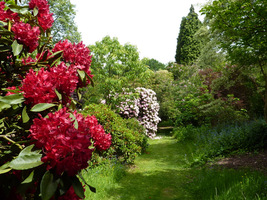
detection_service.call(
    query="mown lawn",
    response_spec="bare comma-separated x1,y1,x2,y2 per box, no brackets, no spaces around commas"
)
83,135,267,200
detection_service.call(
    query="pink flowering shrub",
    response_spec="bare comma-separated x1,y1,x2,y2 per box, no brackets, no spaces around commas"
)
0,0,111,199
109,88,161,138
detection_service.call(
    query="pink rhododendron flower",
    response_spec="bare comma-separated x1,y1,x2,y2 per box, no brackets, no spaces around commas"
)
29,108,111,176
12,22,40,53
29,0,54,31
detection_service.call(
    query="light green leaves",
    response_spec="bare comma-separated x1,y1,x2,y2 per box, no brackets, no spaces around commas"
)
9,145,43,170
0,93,24,105
22,106,30,123
30,103,56,112
12,40,23,56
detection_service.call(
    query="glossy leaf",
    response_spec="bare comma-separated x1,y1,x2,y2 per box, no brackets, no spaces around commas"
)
22,171,34,184
0,162,12,174
40,171,60,200
69,113,78,129
71,176,85,199
0,93,24,105
22,106,30,123
9,145,43,170
12,40,23,56
30,103,56,112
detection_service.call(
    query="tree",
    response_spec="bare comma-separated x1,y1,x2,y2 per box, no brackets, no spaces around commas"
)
194,21,226,70
83,36,150,105
48,0,81,43
142,58,166,71
175,5,202,65
201,0,267,122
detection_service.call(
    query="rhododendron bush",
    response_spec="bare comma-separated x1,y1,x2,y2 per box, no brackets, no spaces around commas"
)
110,87,161,138
0,0,111,199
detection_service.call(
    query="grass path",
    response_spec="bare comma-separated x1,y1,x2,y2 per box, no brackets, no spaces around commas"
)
106,136,194,200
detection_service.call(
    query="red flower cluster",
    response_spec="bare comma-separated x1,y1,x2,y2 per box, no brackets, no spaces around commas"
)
53,40,93,86
21,64,78,105
0,2,20,22
58,186,83,200
29,0,54,31
29,108,111,176
12,22,40,53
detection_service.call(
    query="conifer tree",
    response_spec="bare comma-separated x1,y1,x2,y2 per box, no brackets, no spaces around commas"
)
175,5,202,65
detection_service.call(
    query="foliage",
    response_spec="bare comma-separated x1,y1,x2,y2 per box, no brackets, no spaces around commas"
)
82,104,148,164
173,119,267,163
175,5,202,65
142,58,166,72
0,0,111,199
188,169,267,200
150,70,176,121
48,0,82,44
82,36,151,105
201,0,267,122
194,22,226,70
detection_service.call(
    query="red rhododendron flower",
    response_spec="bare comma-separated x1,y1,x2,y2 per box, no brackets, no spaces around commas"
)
29,0,54,31
58,186,83,200
29,108,111,176
21,68,57,105
53,40,93,86
50,62,79,99
21,64,78,105
0,2,20,22
12,22,40,53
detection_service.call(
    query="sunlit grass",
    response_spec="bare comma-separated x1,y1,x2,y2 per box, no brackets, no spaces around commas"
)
82,135,267,200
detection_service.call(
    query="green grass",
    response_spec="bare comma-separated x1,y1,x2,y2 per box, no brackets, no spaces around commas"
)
82,135,267,200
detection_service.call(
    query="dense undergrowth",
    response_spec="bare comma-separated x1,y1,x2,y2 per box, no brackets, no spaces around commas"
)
172,119,267,166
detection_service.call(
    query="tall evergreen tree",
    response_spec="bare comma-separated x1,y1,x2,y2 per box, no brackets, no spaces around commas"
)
175,5,202,65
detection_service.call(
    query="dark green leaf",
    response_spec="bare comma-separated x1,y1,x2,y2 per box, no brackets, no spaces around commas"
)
0,93,24,104
40,171,60,200
22,106,29,123
12,40,23,56
71,176,85,198
9,144,43,170
30,103,56,112
78,173,96,193
22,171,34,184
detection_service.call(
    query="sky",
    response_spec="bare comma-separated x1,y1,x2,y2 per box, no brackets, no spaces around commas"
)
70,0,209,64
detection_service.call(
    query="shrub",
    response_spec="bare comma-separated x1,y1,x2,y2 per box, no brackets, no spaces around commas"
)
82,104,148,164
173,119,267,163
